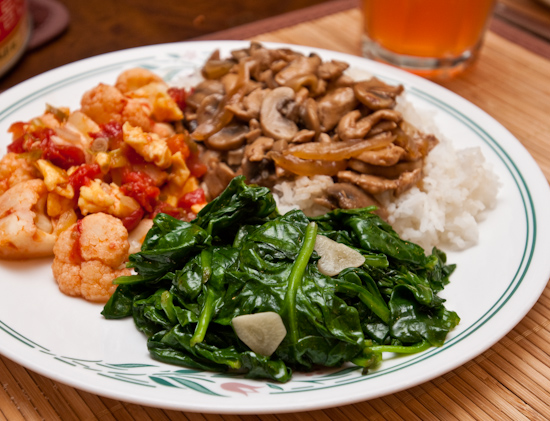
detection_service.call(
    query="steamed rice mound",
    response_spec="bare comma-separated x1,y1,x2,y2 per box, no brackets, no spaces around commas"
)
379,140,500,251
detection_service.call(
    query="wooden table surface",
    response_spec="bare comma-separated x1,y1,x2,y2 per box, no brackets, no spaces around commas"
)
1,0,550,419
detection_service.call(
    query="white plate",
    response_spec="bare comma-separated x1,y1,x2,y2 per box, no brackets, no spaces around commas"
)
1,41,549,414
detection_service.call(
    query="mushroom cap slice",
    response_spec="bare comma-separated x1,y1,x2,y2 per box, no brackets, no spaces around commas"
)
314,234,365,277
260,87,298,141
232,312,287,357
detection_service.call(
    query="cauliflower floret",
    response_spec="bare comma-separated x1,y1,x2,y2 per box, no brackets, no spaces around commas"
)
122,122,172,169
80,83,153,131
115,68,165,94
52,212,131,302
0,153,40,195
0,179,57,259
78,179,140,218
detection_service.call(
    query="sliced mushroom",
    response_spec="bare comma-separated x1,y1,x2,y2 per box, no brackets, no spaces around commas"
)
225,88,268,122
204,123,249,151
337,109,402,141
290,129,316,144
314,183,388,219
186,80,225,110
201,161,236,200
314,234,365,277
349,157,423,179
338,168,422,196
317,60,349,80
245,136,275,162
274,54,322,86
232,312,287,357
351,143,406,167
353,78,404,110
260,87,298,140
317,87,358,132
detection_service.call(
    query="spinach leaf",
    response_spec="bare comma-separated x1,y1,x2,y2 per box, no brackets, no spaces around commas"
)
103,177,459,382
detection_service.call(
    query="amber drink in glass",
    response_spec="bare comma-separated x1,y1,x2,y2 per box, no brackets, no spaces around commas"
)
362,0,496,79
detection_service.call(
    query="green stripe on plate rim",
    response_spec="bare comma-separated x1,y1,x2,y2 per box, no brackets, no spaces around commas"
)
0,54,537,395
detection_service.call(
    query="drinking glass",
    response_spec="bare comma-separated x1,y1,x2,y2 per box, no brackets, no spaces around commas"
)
361,0,497,79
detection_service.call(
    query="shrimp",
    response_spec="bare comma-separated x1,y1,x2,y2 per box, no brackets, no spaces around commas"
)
52,212,131,302
0,179,57,259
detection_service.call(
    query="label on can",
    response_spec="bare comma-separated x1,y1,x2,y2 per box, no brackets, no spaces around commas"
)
0,0,30,76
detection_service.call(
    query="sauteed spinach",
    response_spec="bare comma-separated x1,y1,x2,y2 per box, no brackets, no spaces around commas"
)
102,176,459,382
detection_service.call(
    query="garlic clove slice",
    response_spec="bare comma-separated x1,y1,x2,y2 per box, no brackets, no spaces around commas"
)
232,312,287,357
314,234,365,276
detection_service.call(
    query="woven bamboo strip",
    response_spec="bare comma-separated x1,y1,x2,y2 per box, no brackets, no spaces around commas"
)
123,404,158,421
309,407,351,420
379,393,422,420
3,360,61,421
0,356,43,420
418,379,476,420
443,365,523,420
408,382,460,419
462,360,533,420
27,371,82,420
473,353,550,417
0,379,25,421
393,389,447,421
357,396,405,420
53,382,101,420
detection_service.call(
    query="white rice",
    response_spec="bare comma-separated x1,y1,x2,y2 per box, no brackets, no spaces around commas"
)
274,175,334,217
273,96,500,252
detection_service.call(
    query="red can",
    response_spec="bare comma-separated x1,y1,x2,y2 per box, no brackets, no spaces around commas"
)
0,0,31,77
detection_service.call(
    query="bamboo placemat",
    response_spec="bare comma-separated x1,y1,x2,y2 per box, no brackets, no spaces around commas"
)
2,1,550,419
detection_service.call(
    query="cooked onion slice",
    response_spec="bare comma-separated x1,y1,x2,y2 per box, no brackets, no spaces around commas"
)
269,151,347,177
285,132,394,161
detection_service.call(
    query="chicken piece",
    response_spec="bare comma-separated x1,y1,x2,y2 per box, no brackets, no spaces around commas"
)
129,82,184,122
80,83,153,131
0,179,57,259
115,68,165,94
122,122,172,169
78,179,141,219
337,168,422,196
0,153,40,195
52,212,131,302
161,151,191,205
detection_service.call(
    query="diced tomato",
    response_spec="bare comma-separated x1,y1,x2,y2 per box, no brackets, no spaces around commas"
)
124,145,147,165
8,122,26,140
7,127,86,170
178,188,205,210
167,87,188,111
42,141,86,170
6,135,26,153
120,208,145,232
90,121,124,150
186,152,207,178
120,169,160,212
166,134,190,158
152,202,194,221
69,164,102,193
